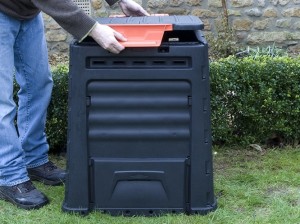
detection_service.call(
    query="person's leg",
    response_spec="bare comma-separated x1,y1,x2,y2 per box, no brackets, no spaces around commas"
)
0,11,49,210
14,13,53,168
0,11,29,187
14,13,66,186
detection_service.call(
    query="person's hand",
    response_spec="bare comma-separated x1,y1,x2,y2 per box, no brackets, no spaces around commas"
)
118,0,150,16
89,22,127,54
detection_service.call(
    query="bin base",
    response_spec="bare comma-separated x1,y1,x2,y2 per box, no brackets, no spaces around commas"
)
62,202,89,216
189,199,218,215
62,200,217,216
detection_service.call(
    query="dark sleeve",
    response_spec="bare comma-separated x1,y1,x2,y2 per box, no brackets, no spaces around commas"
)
31,0,119,40
31,0,95,40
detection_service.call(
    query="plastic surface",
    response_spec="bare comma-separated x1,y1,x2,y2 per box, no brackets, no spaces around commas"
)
63,16,216,216
108,24,172,47
95,15,204,47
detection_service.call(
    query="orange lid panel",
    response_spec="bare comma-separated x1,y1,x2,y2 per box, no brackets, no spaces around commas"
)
108,24,173,47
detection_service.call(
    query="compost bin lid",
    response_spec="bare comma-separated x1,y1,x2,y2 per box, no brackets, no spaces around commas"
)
96,15,204,30
92,15,203,47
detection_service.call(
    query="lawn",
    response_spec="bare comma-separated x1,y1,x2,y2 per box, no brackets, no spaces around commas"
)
0,146,299,224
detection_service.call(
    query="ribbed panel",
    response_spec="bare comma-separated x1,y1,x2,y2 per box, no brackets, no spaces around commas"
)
87,81,191,141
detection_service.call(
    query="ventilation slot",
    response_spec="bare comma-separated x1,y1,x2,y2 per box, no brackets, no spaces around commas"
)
87,57,191,68
173,60,186,66
133,61,146,65
91,60,106,66
113,61,126,65
153,61,166,65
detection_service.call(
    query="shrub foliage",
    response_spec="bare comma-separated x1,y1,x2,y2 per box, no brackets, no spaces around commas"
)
210,55,300,146
46,65,69,153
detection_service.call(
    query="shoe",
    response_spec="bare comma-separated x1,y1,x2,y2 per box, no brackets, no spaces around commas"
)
27,161,66,186
0,180,49,210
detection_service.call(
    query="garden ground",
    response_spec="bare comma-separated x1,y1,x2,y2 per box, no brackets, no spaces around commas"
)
0,146,299,224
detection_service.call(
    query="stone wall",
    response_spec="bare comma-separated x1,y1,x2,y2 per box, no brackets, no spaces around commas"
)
45,0,300,62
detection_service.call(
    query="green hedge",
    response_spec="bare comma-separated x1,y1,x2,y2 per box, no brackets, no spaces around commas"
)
46,65,69,153
45,56,300,151
210,56,300,146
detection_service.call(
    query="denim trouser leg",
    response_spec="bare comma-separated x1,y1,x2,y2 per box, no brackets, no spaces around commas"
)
0,12,53,186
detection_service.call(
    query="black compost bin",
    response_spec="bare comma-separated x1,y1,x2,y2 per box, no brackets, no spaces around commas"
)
62,15,217,216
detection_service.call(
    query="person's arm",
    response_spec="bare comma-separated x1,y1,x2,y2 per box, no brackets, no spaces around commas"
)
88,0,150,53
31,0,149,53
31,0,96,41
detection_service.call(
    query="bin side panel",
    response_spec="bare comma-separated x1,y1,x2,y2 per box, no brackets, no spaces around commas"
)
87,80,191,158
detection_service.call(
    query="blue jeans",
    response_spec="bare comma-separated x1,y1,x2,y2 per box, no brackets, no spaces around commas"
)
0,12,53,186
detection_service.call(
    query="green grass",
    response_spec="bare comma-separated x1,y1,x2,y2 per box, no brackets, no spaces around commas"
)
0,146,299,224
